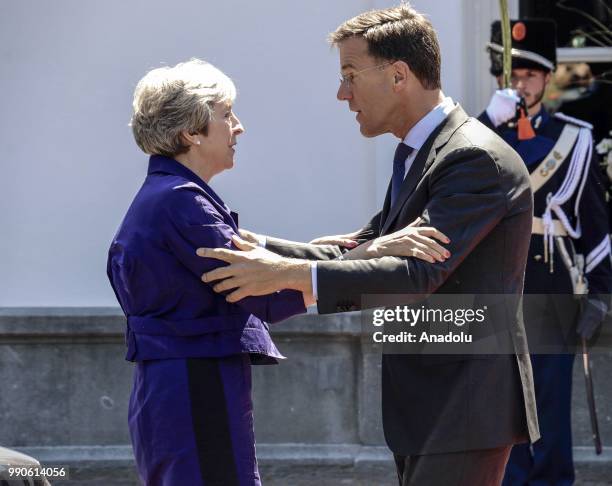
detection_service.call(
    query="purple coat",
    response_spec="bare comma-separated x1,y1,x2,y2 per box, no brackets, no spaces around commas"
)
107,155,306,363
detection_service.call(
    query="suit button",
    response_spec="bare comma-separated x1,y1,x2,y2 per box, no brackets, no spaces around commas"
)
534,254,542,261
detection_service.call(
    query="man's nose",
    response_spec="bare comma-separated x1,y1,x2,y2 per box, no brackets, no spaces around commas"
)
337,82,352,101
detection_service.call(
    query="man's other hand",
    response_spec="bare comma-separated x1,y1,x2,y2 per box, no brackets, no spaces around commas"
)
239,228,263,246
309,233,359,248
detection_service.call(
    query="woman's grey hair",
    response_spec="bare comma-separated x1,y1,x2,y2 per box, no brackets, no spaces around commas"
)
131,58,236,157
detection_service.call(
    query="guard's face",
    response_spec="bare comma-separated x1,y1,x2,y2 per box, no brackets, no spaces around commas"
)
336,37,395,137
200,101,244,174
497,68,551,109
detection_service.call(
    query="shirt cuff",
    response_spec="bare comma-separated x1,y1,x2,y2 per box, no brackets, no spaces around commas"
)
310,261,318,300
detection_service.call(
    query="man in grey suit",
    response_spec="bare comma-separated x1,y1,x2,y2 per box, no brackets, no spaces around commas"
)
197,5,540,485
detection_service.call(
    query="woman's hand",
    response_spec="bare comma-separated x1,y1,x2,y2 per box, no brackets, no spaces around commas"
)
343,218,450,263
309,232,359,248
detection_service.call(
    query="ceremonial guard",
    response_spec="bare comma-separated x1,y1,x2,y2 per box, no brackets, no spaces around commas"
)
479,19,612,485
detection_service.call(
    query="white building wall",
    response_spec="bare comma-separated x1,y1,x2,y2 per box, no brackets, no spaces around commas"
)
0,0,513,306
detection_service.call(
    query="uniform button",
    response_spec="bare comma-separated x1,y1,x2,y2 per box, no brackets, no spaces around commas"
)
534,255,542,261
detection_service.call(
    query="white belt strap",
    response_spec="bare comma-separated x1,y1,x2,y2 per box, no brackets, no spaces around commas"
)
529,124,580,194
532,217,568,236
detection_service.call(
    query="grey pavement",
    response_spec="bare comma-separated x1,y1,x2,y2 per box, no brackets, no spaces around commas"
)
45,462,612,485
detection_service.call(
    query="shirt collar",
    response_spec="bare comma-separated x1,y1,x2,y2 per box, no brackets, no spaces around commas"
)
147,155,228,210
402,96,455,151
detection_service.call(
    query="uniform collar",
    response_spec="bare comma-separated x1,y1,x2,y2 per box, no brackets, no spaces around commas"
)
500,105,556,166
530,105,549,131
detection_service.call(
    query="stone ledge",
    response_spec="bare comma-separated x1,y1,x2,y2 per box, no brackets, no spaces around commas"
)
0,307,362,337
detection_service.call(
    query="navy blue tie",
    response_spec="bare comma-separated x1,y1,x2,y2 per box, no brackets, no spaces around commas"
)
391,142,414,206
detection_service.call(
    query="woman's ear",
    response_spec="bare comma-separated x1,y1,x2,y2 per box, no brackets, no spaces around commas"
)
181,130,201,146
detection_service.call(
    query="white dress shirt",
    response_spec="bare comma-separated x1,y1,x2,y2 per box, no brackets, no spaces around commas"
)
309,97,456,301
400,96,456,176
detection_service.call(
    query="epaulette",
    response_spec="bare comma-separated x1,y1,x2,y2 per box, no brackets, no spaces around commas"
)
554,112,593,130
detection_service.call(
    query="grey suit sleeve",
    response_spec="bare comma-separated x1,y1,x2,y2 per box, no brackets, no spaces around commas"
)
316,148,512,314
264,210,382,260
265,237,344,260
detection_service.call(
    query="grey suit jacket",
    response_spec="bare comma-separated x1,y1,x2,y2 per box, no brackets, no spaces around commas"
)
267,105,539,455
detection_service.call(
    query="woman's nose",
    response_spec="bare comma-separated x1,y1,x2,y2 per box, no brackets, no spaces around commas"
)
233,116,244,134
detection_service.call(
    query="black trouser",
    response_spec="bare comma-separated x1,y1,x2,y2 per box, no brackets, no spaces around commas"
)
394,446,512,486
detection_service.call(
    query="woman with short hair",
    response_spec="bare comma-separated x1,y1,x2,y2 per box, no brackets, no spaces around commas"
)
107,58,307,485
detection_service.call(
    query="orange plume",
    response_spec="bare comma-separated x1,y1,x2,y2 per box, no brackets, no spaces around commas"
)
517,108,536,140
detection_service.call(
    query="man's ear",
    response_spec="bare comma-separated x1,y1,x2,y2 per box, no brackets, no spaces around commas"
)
391,60,411,91
544,71,552,85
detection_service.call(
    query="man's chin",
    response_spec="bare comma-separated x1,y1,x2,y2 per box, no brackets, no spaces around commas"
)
358,124,378,138
526,91,545,110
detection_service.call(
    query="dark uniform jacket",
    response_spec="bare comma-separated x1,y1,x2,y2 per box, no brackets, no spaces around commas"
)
479,109,612,349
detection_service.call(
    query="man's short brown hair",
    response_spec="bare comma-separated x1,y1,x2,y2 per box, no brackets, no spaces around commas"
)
329,4,441,90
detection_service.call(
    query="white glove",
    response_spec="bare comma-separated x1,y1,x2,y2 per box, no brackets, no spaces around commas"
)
486,88,520,127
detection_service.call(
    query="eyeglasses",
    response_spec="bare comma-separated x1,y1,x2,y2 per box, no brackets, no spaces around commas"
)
339,62,393,87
